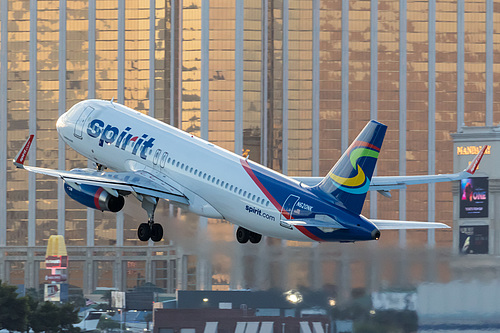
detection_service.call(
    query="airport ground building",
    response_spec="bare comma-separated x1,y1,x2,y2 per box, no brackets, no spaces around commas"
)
0,0,499,298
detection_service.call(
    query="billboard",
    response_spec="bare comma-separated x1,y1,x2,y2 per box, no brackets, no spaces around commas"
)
111,291,126,309
45,284,61,302
459,225,489,254
460,177,488,218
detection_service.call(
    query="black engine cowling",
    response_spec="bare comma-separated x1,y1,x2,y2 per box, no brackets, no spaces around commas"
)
64,183,125,212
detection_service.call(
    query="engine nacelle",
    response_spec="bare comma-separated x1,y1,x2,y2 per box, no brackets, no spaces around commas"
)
64,183,125,212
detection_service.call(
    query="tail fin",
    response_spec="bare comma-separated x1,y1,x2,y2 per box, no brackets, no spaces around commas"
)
315,120,387,215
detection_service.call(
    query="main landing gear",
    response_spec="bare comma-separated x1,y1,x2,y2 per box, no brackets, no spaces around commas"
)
236,227,262,244
137,195,164,242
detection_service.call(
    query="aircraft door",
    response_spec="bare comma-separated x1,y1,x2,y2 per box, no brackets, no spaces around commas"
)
281,194,300,220
74,106,95,139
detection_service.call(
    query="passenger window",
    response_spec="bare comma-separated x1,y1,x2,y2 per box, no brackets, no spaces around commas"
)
153,149,161,165
160,152,168,168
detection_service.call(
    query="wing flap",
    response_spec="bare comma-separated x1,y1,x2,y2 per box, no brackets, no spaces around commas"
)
21,166,189,205
371,219,450,230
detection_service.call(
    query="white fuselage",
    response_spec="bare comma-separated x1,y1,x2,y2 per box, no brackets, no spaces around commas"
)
56,100,313,241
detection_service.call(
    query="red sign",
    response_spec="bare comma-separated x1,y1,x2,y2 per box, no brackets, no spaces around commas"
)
45,255,68,268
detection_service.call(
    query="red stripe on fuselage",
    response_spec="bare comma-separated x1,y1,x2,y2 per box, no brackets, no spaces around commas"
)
295,226,322,242
94,187,104,210
240,159,323,241
240,159,284,212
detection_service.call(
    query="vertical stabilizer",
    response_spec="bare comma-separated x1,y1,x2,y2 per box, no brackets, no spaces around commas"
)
315,120,387,215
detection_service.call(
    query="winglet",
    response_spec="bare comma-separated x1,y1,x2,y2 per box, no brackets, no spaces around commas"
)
13,135,34,168
465,145,488,175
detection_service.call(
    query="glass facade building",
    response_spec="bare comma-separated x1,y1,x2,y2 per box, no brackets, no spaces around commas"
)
0,0,498,298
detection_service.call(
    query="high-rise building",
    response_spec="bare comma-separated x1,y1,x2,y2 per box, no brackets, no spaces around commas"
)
0,0,497,298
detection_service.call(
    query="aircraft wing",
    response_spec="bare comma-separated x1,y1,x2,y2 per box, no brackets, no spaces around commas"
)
13,135,189,204
293,145,488,193
370,219,450,230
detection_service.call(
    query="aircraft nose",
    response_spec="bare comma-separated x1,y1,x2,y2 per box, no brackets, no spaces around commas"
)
371,228,381,240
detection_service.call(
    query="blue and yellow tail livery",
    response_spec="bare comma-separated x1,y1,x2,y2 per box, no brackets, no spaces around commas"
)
316,120,387,215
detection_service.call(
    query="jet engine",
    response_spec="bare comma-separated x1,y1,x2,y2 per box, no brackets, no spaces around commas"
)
64,183,125,212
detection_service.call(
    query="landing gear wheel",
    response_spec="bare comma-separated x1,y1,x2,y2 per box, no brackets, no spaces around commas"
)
249,232,262,244
150,223,163,242
236,227,250,244
138,223,151,241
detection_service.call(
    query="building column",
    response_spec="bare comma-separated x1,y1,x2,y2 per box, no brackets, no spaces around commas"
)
366,247,380,294
398,0,407,248
0,258,4,284
200,0,209,140
338,253,351,301
312,0,320,177
427,0,436,247
230,237,244,289
260,0,269,166
85,250,94,294
282,0,289,175
115,0,126,248
169,0,176,126
197,217,211,290
369,0,378,219
0,0,8,248
255,238,270,289
25,249,36,289
486,0,493,126
311,244,322,288
116,258,123,291
58,0,67,237
146,251,153,284
341,0,349,152
491,180,500,255
235,0,243,155
149,0,155,118
87,0,96,247
28,0,37,249
456,0,464,131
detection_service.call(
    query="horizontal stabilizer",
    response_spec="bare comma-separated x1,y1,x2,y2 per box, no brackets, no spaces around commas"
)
371,219,450,230
293,145,489,192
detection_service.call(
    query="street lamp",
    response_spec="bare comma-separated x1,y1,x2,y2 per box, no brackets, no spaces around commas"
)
284,290,303,304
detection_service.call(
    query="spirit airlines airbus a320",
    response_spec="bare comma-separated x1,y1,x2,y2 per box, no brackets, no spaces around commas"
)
13,100,487,244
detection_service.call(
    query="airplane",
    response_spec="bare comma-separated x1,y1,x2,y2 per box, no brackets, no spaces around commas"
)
13,99,488,244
